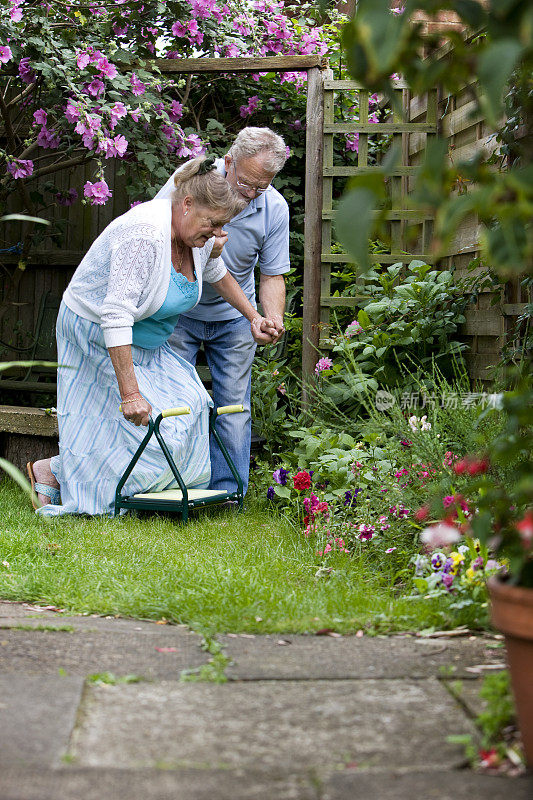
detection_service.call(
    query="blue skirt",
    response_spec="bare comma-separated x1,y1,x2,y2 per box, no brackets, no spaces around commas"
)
38,302,212,517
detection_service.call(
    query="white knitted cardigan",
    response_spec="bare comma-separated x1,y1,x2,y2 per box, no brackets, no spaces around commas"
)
63,197,226,347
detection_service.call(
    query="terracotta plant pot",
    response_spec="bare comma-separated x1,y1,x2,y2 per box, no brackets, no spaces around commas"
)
488,576,533,768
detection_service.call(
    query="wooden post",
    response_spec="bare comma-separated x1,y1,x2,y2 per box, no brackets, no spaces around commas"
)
302,66,324,399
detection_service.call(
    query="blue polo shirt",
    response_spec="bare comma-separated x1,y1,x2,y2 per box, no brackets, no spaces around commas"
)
183,158,290,322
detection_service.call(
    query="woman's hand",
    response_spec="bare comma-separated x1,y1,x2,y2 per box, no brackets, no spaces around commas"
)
210,231,228,259
121,395,152,427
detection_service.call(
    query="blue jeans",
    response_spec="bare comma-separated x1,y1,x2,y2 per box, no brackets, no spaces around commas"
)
168,315,257,495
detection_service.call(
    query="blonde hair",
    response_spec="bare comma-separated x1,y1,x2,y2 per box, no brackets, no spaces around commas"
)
171,155,245,220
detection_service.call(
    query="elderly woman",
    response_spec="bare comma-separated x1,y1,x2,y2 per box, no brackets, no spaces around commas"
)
27,156,276,516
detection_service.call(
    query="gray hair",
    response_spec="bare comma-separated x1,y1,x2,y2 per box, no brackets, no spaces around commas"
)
228,127,287,174
171,155,245,220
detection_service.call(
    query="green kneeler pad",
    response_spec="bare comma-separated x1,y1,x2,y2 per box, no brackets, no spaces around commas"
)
133,488,229,502
114,404,244,523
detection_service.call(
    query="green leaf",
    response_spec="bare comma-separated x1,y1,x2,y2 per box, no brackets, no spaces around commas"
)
478,39,523,127
274,485,291,499
335,189,376,274
0,360,57,373
0,457,33,500
0,214,51,226
358,309,371,328
413,578,428,593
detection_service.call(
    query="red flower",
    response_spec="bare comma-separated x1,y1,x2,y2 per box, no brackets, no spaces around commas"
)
293,471,312,492
479,748,500,769
453,459,468,475
516,510,533,550
466,456,489,476
414,505,430,522
453,455,489,476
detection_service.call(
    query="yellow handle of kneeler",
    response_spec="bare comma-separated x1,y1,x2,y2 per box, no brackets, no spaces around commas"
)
217,404,244,415
161,406,191,418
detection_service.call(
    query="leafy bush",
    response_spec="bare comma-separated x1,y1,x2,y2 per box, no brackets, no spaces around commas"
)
308,260,481,417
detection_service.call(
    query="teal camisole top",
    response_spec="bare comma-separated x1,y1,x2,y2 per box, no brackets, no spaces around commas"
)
132,267,199,349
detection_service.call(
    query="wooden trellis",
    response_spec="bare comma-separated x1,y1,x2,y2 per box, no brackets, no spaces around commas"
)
301,74,439,372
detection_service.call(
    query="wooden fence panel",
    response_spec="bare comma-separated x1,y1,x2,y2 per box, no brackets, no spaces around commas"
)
409,84,507,384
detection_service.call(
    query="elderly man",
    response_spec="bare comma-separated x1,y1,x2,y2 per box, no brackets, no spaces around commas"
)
156,127,289,496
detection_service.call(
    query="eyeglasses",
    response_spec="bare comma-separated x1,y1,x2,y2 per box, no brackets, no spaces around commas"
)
231,162,270,195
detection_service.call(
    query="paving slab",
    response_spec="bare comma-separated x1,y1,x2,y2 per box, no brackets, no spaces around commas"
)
0,626,208,679
218,634,504,681
0,601,61,619
70,679,477,772
0,675,84,768
322,769,533,799
0,600,192,632
0,767,319,800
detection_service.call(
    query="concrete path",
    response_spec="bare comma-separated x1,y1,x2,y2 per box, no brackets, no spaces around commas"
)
0,600,531,799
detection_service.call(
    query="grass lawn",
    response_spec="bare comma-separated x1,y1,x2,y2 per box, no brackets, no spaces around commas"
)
0,481,485,635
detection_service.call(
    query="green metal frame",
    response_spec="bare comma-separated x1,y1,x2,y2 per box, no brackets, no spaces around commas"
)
114,405,244,522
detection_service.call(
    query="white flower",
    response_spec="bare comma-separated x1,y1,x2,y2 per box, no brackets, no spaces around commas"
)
420,523,461,548
408,414,432,432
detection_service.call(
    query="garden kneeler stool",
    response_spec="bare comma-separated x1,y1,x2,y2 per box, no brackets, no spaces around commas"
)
114,405,244,522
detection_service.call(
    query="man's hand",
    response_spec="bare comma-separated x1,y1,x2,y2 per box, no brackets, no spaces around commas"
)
210,231,228,259
251,316,277,345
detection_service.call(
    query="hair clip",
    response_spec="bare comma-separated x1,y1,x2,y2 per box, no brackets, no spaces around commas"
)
197,154,217,175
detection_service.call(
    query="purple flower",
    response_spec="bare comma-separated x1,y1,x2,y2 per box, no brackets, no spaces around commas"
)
33,109,47,126
442,573,454,590
55,188,78,206
19,58,36,84
110,102,127,123
272,467,289,486
345,133,359,153
0,46,13,65
443,557,454,574
77,51,91,69
266,486,275,500
431,552,446,571
37,126,60,149
130,73,146,96
7,159,33,179
96,57,117,79
239,95,260,118
168,100,183,122
344,488,361,507
87,78,105,97
65,101,80,123
84,179,112,205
